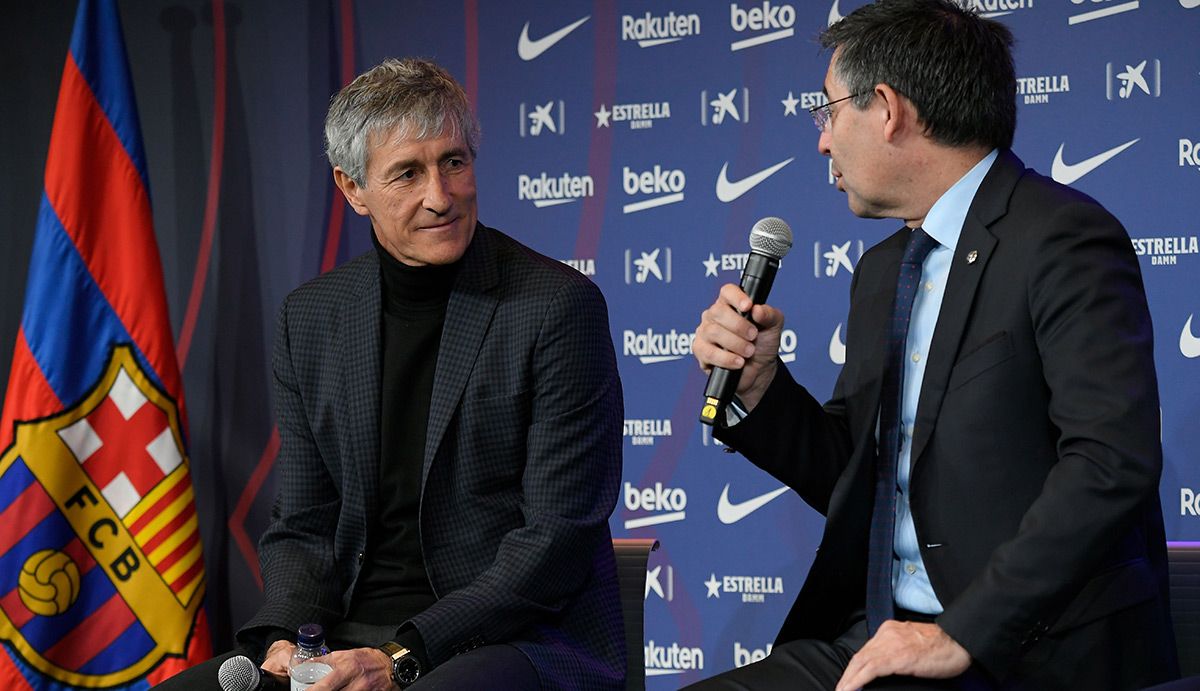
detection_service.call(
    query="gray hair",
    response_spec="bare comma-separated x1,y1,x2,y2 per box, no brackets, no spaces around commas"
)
820,0,1016,151
324,58,481,186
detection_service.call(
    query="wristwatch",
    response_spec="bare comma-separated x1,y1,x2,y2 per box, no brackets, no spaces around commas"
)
379,641,421,688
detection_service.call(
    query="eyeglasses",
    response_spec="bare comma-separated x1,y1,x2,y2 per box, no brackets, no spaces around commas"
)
808,92,866,132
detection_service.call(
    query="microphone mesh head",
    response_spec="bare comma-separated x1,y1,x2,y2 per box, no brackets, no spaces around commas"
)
218,655,260,691
749,217,793,259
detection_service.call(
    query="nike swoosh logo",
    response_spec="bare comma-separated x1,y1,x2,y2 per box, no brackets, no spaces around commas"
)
828,0,844,26
829,323,846,365
517,16,590,61
1182,314,1200,358
1051,139,1139,185
716,158,794,202
1181,0,1200,9
717,484,790,524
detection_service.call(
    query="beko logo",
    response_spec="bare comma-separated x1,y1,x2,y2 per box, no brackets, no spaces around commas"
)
729,2,795,51
734,642,773,668
623,328,696,364
624,482,687,529
622,11,701,47
1068,0,1139,25
517,172,595,208
623,165,686,214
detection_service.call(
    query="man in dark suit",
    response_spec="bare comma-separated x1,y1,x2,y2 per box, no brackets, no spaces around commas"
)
157,59,624,690
688,1,1176,689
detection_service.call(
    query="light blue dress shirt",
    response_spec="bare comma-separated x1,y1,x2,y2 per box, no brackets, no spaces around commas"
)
891,149,998,614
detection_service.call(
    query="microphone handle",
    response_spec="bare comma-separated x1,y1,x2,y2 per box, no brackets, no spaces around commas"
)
700,252,780,425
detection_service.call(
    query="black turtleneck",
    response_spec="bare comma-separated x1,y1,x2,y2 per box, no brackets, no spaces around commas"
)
344,233,459,631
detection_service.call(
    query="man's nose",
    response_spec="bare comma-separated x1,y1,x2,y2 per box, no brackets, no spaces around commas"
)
423,173,451,213
817,127,832,157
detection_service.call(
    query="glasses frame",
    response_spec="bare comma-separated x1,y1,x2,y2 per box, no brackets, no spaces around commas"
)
808,92,867,132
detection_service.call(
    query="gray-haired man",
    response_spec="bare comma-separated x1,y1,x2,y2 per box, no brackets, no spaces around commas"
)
158,58,624,691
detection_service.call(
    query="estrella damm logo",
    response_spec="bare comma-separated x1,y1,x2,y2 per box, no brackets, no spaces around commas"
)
0,345,204,687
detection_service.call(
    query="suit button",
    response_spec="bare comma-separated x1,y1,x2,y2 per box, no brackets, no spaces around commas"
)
356,552,365,565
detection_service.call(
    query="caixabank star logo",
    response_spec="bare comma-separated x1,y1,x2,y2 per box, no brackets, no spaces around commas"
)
0,345,204,687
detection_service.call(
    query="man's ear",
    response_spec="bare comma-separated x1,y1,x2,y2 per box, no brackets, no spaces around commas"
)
875,83,916,143
333,167,370,217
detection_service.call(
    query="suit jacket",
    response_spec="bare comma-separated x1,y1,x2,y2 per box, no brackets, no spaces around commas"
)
719,151,1177,688
240,224,626,690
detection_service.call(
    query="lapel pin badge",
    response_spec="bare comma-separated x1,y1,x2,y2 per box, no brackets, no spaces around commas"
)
966,250,978,264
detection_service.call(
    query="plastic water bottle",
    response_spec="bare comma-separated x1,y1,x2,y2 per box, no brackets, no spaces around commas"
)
289,623,332,690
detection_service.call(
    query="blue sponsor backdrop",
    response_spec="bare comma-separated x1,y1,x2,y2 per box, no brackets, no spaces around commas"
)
1,0,1197,686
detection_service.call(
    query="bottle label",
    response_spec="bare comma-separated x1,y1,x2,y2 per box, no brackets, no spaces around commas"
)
290,662,332,690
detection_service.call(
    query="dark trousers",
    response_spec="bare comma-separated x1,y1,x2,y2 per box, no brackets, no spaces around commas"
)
681,614,993,691
152,644,540,689
683,604,1179,691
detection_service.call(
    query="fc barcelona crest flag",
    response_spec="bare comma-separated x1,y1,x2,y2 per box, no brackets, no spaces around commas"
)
0,0,212,687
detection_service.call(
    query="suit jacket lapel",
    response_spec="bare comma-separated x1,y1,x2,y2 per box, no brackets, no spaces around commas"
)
910,151,1024,464
341,254,383,519
423,225,500,487
855,229,908,451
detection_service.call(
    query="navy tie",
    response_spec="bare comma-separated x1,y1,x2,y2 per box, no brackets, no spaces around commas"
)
866,227,939,634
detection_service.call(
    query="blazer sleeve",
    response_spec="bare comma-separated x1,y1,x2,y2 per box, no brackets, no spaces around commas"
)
715,263,868,515
408,276,624,665
237,293,346,646
937,198,1163,678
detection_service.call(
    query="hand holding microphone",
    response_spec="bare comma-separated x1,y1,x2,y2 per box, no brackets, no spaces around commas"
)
697,217,793,425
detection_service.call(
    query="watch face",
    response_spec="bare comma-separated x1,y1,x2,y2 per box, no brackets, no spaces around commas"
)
395,656,421,685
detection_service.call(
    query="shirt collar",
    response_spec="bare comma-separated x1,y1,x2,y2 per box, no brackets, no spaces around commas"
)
920,148,998,252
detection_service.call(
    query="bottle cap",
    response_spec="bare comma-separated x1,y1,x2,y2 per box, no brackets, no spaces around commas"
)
297,623,325,648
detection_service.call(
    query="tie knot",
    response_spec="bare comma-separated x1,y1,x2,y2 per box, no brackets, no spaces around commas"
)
903,228,939,266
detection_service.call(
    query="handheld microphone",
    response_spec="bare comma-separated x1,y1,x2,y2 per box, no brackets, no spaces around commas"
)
218,655,288,691
699,217,793,426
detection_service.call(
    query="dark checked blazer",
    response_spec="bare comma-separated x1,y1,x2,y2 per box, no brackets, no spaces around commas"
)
240,224,626,690
717,151,1178,688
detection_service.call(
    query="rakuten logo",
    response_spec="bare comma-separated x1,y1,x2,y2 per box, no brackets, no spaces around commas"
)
645,640,704,676
622,328,695,364
517,172,595,208
622,165,686,214
729,2,796,51
624,482,687,529
1180,139,1200,171
1183,488,1200,516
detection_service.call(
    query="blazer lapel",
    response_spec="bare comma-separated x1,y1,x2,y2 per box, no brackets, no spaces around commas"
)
910,151,1024,464
341,255,382,519
854,228,908,451
423,225,500,487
